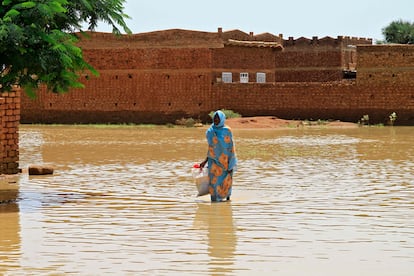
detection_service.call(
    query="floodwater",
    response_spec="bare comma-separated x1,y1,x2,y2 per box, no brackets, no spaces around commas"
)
1,125,413,275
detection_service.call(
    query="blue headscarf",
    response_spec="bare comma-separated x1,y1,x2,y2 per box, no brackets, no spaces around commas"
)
212,110,226,129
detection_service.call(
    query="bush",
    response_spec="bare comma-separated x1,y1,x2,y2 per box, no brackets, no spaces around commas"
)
175,117,201,127
389,112,397,126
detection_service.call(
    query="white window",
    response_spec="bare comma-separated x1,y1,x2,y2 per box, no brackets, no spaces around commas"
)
240,72,249,83
222,72,232,83
256,72,266,83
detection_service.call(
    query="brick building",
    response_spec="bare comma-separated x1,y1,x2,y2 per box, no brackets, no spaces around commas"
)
20,28,414,125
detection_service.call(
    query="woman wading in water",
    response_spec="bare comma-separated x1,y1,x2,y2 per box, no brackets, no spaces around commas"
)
200,110,237,202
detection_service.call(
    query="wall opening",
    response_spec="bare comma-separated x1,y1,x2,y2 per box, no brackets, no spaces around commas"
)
222,72,232,83
240,72,249,83
256,72,266,83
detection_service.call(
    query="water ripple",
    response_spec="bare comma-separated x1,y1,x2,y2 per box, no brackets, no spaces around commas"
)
1,126,413,275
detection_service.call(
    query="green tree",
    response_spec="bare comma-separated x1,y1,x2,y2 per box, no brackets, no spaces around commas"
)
0,0,131,96
382,19,414,44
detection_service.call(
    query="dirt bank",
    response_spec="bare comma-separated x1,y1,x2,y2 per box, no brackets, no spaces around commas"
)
225,116,358,129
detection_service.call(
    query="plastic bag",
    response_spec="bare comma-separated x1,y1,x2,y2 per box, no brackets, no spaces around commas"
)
192,164,209,196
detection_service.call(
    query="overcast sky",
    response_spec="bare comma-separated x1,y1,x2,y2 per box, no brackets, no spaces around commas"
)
94,0,414,42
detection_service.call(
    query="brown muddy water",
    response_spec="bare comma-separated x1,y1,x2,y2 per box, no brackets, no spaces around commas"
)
0,125,413,275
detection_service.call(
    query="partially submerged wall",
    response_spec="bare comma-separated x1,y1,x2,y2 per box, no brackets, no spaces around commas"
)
21,78,414,125
211,81,414,125
19,30,414,125
21,69,213,124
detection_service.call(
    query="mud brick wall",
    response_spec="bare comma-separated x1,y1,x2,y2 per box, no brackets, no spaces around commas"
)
22,76,414,125
0,90,20,174
275,48,344,82
211,46,277,82
276,35,370,82
19,31,414,126
21,47,214,123
211,70,276,83
273,68,343,82
212,46,276,69
76,29,224,49
357,45,414,85
211,81,414,125
21,69,214,124
83,48,212,70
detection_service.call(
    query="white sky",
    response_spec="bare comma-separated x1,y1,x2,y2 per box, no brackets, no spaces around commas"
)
94,0,414,42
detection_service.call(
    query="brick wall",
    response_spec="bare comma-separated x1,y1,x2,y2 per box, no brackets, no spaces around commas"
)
21,77,414,125
211,81,414,124
277,38,348,82
212,46,276,69
83,48,212,70
21,69,214,124
0,90,19,174
357,45,414,85
19,30,414,126
76,29,223,49
276,35,371,82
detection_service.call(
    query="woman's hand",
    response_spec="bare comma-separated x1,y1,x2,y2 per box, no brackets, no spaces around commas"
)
200,158,208,168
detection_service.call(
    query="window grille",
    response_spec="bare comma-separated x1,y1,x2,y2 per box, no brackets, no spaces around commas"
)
256,72,266,83
240,72,249,83
222,72,232,83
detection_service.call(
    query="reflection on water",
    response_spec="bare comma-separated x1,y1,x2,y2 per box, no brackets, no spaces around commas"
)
0,125,413,275
0,177,20,273
194,202,236,275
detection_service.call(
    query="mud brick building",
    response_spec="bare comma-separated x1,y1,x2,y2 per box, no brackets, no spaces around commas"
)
20,28,414,125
